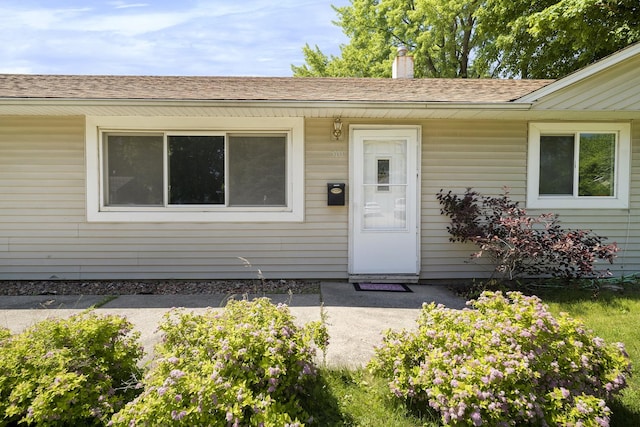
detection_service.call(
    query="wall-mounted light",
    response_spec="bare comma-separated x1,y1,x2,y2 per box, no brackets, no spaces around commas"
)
332,117,343,140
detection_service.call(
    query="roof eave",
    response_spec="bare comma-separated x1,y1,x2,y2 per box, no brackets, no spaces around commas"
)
0,98,533,111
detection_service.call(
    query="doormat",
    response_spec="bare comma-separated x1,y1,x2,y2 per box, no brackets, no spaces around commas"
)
354,283,413,292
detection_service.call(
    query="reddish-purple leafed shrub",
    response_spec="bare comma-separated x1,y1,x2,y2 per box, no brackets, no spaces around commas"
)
436,188,618,280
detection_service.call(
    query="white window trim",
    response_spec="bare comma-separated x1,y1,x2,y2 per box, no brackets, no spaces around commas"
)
527,122,630,209
86,116,305,222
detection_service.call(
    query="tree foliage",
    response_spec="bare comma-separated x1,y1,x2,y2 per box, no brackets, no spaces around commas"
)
293,0,640,78
480,0,640,78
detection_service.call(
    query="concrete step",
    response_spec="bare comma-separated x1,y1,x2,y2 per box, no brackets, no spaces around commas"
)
348,274,419,284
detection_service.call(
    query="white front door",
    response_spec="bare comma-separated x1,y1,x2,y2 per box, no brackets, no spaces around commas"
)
349,127,420,276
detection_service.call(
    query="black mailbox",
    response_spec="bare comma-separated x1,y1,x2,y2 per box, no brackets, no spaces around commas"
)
327,183,346,206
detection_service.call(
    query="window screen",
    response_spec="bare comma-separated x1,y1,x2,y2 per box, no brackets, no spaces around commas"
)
228,135,286,206
105,134,164,206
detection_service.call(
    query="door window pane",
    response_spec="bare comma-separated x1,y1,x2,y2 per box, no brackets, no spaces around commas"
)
363,140,406,184
168,136,225,204
228,135,286,206
377,159,390,191
363,139,407,230
363,186,407,229
578,133,615,197
105,134,163,206
539,135,574,195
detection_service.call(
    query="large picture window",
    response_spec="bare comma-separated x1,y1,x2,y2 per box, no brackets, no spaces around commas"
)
527,123,630,209
86,117,303,222
104,133,286,208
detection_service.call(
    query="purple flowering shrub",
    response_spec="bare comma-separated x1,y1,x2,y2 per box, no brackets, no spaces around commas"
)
369,291,631,426
0,312,143,426
436,188,618,280
110,298,328,426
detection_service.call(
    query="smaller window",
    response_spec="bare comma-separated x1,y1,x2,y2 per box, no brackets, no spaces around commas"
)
528,123,630,209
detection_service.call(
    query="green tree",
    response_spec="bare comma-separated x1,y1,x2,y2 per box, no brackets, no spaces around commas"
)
294,0,485,78
479,0,640,78
293,0,639,79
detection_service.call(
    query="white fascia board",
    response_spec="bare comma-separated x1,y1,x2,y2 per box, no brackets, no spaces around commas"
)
0,98,533,113
516,42,640,103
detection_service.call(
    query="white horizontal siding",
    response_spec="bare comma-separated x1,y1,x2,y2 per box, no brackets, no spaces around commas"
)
420,120,528,279
0,116,83,279
2,116,639,281
0,116,348,280
420,119,640,279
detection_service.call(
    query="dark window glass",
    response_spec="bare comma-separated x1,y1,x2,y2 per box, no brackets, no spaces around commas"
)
539,135,574,195
168,136,225,204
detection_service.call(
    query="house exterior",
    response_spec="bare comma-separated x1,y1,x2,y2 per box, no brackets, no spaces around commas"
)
0,43,639,282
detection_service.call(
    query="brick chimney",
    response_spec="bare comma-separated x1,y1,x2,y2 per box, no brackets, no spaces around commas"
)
392,45,414,79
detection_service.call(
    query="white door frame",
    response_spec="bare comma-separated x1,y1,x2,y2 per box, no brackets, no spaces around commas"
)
348,125,421,279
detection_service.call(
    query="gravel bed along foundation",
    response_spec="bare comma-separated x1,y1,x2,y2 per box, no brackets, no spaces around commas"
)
0,279,320,296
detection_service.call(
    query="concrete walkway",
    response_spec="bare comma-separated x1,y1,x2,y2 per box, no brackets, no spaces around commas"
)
0,282,466,367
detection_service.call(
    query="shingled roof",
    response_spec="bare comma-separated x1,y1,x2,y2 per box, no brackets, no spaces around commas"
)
0,74,552,103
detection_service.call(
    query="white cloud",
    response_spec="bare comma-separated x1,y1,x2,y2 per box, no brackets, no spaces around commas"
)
0,0,349,76
69,12,195,37
1,7,89,31
109,2,150,9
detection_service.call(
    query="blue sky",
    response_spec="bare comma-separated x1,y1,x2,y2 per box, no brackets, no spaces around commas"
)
0,0,349,76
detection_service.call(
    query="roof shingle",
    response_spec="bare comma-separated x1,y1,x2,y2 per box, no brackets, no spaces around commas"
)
0,74,553,103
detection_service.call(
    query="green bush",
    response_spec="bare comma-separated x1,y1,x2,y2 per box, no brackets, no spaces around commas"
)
369,291,631,426
0,311,143,426
111,298,328,426
0,327,10,342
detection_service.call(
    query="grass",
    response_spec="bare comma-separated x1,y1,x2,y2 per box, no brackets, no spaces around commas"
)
308,368,440,426
536,282,640,427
